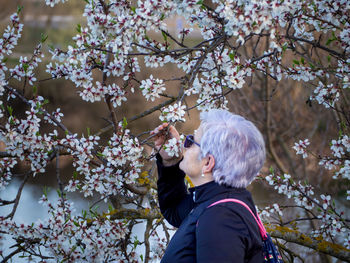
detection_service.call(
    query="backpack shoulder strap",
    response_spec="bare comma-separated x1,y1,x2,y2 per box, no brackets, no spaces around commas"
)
208,198,267,240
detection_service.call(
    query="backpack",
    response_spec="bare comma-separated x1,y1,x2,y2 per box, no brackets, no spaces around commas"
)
208,199,284,263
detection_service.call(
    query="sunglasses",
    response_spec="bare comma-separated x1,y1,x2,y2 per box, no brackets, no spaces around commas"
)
184,135,201,148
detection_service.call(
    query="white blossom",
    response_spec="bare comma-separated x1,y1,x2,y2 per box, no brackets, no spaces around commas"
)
159,102,186,123
140,75,166,101
293,139,310,158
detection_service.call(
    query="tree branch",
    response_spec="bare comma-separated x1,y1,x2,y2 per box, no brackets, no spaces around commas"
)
267,225,350,262
5,172,30,220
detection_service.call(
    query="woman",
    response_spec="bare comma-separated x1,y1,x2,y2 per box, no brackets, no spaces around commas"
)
152,109,266,263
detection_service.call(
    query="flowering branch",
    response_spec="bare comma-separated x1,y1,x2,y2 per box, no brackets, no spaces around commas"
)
268,226,350,262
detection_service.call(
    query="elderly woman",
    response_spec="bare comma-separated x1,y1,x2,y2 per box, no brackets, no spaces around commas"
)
152,109,266,263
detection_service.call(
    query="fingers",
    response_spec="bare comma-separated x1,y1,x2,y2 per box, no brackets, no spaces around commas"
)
168,125,180,140
150,123,169,135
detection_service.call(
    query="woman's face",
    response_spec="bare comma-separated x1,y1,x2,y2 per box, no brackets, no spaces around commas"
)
179,126,204,179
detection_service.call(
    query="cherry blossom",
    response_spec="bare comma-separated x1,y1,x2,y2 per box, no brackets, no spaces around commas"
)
163,135,185,158
159,102,186,123
293,139,310,158
139,75,166,101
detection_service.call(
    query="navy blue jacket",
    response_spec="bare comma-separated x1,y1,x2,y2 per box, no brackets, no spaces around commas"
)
157,155,263,263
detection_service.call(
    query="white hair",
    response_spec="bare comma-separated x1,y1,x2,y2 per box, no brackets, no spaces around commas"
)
199,109,265,188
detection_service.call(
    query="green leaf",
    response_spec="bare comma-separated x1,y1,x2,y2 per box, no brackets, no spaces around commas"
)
162,31,168,42
131,6,136,13
9,117,15,125
86,127,91,136
269,166,274,174
327,55,331,62
73,171,78,180
41,33,48,43
43,186,50,197
7,106,13,116
229,52,236,61
32,85,37,95
76,24,82,33
22,63,29,73
17,5,23,14
282,44,288,52
122,117,128,128
97,151,104,157
48,44,55,51
133,237,139,249
326,38,334,46
300,57,305,65
292,59,300,65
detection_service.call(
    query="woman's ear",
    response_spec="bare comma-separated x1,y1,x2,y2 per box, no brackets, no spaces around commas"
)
202,154,215,174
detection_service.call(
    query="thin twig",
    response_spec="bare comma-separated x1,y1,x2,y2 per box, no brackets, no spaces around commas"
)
5,172,30,220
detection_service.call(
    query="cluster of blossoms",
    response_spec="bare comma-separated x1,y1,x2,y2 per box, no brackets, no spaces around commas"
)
0,12,23,116
264,173,315,210
60,133,100,177
9,43,43,85
313,194,348,245
184,49,253,111
311,82,341,109
0,96,57,175
0,196,140,262
163,135,185,158
319,135,350,180
150,232,168,261
259,203,283,219
79,81,127,107
0,158,17,190
139,75,166,101
45,0,174,105
263,172,349,248
0,13,23,63
65,122,143,200
138,39,171,68
159,102,186,123
293,138,310,158
286,65,326,82
45,0,67,7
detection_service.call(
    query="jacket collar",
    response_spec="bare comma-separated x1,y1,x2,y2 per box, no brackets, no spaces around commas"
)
189,180,246,204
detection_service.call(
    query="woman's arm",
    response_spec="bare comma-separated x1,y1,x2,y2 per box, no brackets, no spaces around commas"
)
152,123,193,227
156,154,194,227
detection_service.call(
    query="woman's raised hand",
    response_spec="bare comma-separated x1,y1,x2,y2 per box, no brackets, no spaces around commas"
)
151,123,183,166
